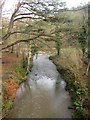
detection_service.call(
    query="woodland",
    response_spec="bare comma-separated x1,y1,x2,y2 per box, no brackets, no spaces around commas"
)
0,0,90,119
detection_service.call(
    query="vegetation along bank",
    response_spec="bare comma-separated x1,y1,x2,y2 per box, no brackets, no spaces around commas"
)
50,48,89,119
2,51,29,117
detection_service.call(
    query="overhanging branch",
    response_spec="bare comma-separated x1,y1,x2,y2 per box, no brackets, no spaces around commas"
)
13,16,44,22
1,33,44,50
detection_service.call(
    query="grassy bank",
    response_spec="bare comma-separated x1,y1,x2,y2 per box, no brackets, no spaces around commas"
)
50,48,89,119
2,52,28,117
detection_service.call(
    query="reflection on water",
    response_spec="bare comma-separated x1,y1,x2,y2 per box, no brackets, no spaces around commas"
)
7,54,72,118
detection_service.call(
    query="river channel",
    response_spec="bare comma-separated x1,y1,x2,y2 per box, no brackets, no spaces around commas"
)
7,54,72,118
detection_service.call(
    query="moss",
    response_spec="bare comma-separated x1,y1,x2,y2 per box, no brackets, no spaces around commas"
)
12,61,28,85
4,100,12,113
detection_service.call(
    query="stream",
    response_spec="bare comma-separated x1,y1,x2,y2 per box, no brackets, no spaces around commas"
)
7,54,72,118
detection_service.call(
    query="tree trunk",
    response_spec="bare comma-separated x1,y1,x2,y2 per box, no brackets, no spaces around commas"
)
57,49,60,56
27,41,32,73
22,49,25,68
86,61,90,76
11,46,14,53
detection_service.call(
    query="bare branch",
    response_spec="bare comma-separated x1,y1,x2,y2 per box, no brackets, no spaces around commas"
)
2,39,28,50
14,16,43,22
8,2,21,32
2,31,28,41
2,33,45,50
2,40,33,50
15,13,33,17
8,1,29,32
2,32,11,41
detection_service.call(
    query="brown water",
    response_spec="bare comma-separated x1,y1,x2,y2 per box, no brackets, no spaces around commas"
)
7,54,72,118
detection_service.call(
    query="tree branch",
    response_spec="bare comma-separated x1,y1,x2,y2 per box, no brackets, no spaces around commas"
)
13,16,44,22
2,33,44,50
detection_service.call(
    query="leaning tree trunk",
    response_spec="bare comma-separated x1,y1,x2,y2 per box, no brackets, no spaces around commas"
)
86,61,90,76
27,41,32,73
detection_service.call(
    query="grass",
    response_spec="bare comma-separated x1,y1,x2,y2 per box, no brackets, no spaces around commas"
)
50,47,89,119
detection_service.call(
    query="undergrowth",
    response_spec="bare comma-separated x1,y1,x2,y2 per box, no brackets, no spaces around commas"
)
60,68,89,119
3,60,28,117
50,55,89,119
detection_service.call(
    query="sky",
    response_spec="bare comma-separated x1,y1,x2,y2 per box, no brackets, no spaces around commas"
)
2,0,90,18
65,0,90,8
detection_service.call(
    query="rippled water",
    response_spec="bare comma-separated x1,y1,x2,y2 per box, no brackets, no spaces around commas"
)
7,54,72,118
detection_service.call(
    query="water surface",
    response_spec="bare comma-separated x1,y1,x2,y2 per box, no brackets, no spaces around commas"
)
7,54,72,118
